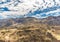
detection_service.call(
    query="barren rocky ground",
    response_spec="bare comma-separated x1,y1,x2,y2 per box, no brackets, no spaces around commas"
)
0,17,60,42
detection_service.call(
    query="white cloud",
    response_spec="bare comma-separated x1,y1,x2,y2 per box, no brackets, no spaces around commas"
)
0,0,60,19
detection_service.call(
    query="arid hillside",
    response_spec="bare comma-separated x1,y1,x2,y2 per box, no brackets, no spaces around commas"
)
0,17,60,42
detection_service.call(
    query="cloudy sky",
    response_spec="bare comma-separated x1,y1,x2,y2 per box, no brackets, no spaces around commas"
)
0,0,60,19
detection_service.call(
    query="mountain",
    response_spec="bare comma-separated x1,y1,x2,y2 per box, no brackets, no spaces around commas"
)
41,16,60,26
0,16,60,27
0,17,39,27
0,16,60,42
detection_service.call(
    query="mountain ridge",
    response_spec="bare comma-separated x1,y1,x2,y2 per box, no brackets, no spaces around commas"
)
0,16,60,27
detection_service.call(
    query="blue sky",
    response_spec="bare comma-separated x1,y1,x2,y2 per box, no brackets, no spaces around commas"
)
0,0,60,19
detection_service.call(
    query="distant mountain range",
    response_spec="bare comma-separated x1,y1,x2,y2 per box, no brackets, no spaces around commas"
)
41,16,60,26
0,16,60,27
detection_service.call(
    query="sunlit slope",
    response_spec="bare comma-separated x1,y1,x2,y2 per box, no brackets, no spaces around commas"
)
0,17,60,42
